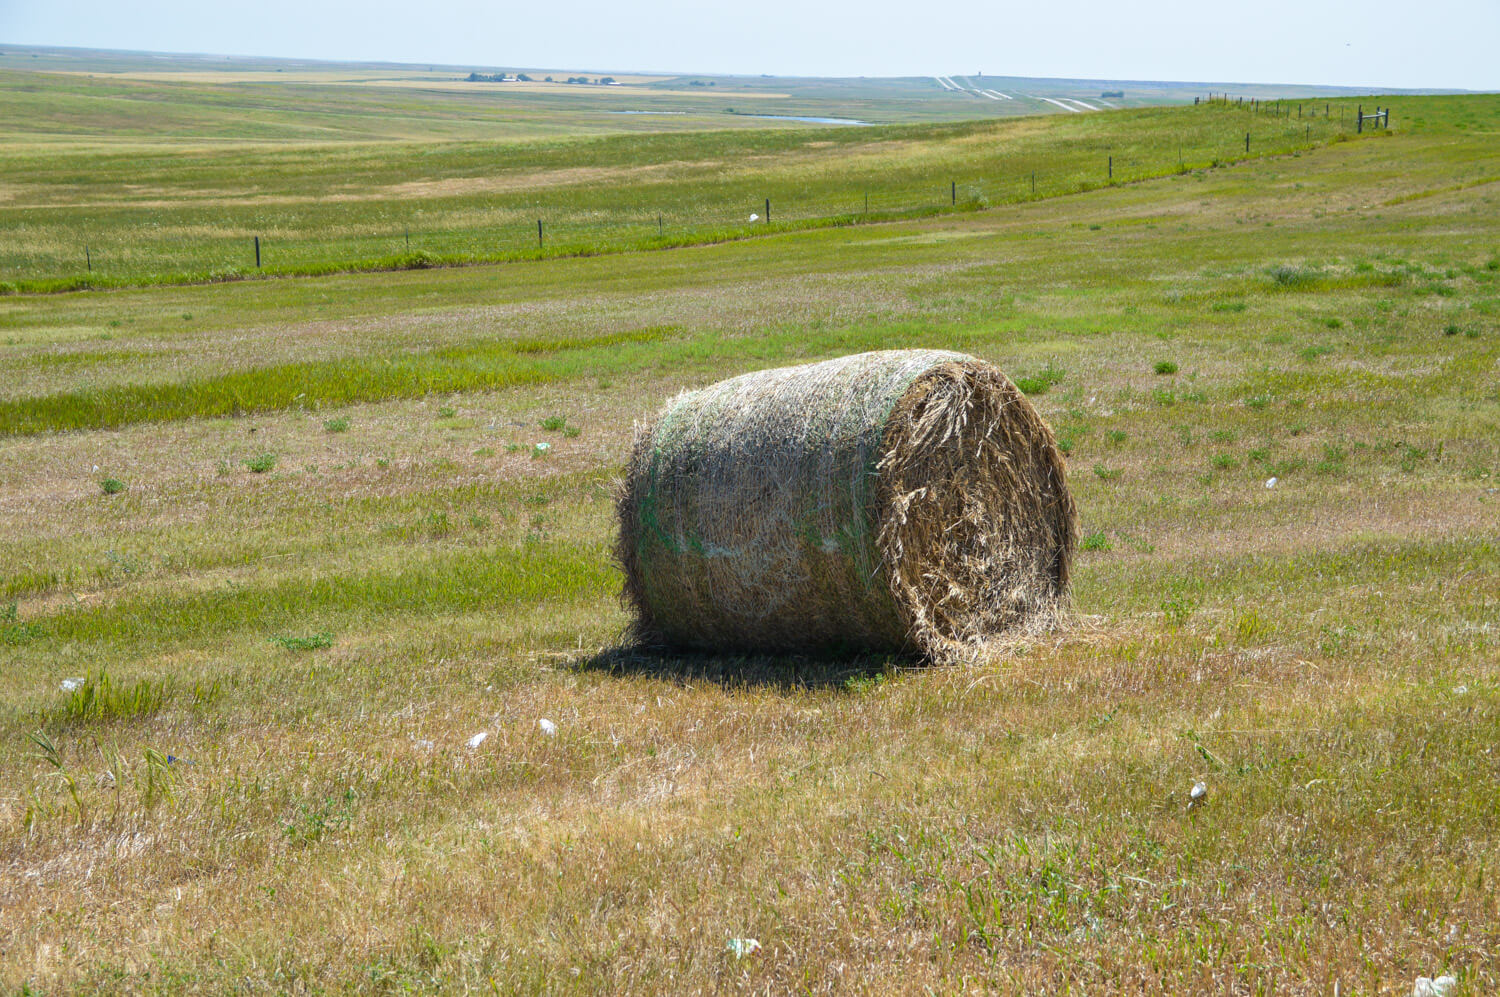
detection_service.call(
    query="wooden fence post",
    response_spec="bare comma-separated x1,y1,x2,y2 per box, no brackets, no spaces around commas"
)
538,219,543,248
765,198,770,223
254,236,260,268
951,180,955,205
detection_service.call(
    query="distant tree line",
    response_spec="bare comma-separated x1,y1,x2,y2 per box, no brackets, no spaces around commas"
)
466,72,532,82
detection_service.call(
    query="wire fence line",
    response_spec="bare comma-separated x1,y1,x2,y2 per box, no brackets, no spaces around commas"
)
2,101,1374,294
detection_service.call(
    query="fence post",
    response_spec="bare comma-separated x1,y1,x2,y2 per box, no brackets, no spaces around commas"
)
405,227,409,248
538,219,543,248
765,198,770,224
864,192,869,214
254,236,260,268
86,245,91,272
658,213,663,236
1108,155,1112,179
1031,171,1035,194
1245,132,1250,153
1357,105,1362,133
951,180,955,205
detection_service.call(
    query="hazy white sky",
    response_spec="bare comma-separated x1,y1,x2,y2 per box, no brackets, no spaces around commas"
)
1,0,1495,90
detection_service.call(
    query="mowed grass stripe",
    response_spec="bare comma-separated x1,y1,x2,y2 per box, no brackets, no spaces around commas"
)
1,540,615,652
0,327,671,436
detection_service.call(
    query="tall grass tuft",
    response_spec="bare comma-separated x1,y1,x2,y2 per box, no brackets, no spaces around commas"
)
49,671,174,726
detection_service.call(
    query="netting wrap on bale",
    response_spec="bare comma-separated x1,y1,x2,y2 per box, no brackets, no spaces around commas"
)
615,349,1077,660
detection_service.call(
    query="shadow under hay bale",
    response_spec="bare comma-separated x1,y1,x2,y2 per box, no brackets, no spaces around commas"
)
572,644,904,691
615,349,1077,662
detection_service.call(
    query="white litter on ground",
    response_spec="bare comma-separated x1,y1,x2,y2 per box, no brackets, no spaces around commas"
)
1412,975,1457,997
726,938,761,959
466,731,489,749
1265,477,1277,489
1189,781,1208,805
748,213,759,222
538,718,557,736
60,678,85,691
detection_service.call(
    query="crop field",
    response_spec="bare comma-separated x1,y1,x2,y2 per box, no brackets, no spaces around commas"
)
1,54,1498,993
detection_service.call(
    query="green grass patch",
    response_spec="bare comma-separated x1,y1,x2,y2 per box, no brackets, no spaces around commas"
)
0,327,673,437
269,633,335,651
45,670,174,727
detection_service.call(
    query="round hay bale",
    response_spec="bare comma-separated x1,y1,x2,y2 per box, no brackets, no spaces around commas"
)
615,349,1077,660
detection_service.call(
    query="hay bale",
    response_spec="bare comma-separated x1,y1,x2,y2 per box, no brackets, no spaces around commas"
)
615,350,1077,660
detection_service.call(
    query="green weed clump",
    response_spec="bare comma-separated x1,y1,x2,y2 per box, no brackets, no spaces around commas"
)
323,416,350,433
1267,263,1317,288
1079,532,1112,551
1153,360,1179,375
1015,363,1065,396
1316,444,1348,475
1014,376,1049,395
100,477,126,495
269,632,334,651
243,453,277,473
51,671,174,726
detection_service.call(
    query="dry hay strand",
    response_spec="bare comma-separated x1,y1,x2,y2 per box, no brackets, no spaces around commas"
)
615,350,1077,662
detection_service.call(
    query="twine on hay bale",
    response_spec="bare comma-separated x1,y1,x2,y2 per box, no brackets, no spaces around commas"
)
614,349,1077,661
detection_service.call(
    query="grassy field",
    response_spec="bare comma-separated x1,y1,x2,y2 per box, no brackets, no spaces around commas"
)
0,64,1498,993
1,52,1414,292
